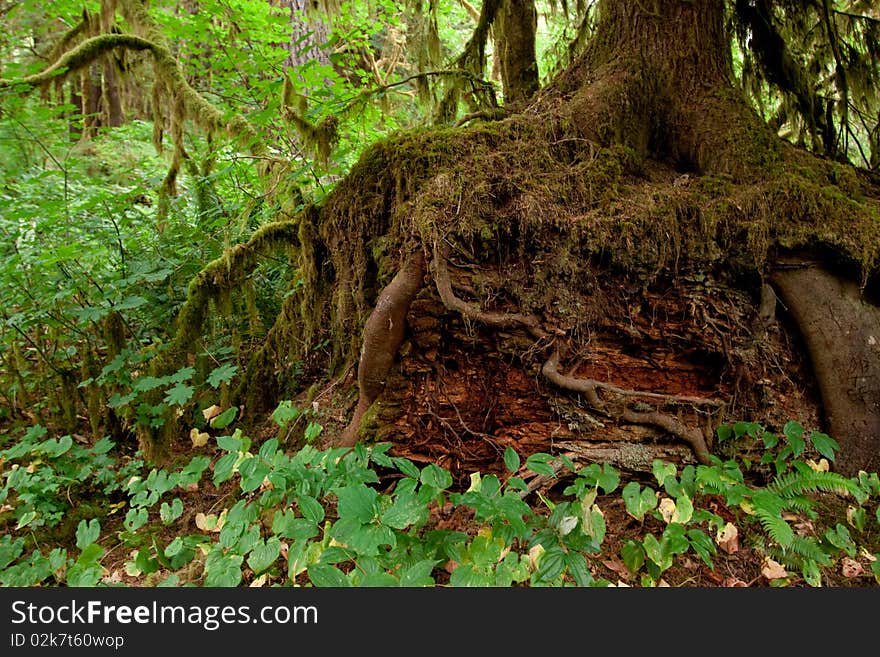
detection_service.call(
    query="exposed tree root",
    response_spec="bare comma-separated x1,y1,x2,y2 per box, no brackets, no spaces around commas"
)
541,349,714,464
337,251,428,447
770,258,880,476
431,241,549,340
427,246,716,465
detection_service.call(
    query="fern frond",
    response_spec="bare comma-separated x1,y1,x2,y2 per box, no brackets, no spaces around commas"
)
767,470,860,499
767,536,833,569
755,508,794,548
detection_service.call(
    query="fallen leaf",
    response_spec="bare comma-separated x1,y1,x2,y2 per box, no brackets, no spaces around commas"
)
202,404,222,422
602,557,633,580
716,522,739,554
762,557,788,580
806,458,829,472
189,428,210,447
841,558,863,578
250,574,268,588
185,482,199,492
658,497,676,524
723,577,749,587
444,560,459,574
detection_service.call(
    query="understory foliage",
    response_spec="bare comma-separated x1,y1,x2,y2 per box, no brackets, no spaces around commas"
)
1,1,880,587
1,409,878,587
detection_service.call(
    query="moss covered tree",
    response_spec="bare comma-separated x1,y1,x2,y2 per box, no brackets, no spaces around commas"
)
4,0,880,478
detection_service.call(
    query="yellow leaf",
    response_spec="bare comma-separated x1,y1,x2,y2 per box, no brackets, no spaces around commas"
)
189,428,210,448
807,458,829,472
250,574,268,588
658,497,676,524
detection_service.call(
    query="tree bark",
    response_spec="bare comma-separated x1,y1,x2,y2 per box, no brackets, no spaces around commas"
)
496,0,539,106
771,261,880,476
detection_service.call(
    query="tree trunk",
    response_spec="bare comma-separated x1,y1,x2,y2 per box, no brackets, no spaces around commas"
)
496,0,539,106
208,0,880,477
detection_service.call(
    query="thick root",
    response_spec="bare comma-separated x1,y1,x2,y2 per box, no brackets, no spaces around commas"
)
337,251,427,447
541,349,714,464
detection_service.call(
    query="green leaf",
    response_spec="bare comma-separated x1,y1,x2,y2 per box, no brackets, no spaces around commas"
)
652,460,677,487
167,367,195,383
16,511,38,530
783,421,805,456
308,564,350,587
75,519,100,550
163,382,194,407
536,545,566,582
420,463,453,491
160,498,184,525
248,537,282,574
131,376,165,393
331,517,395,556
303,421,323,443
207,363,239,388
503,446,521,473
564,551,594,587
297,495,325,524
271,400,301,427
204,549,243,587
809,431,839,462
399,559,437,587
210,406,238,429
124,507,149,532
525,453,556,477
212,452,239,486
360,571,399,587
449,564,493,586
335,484,377,523
381,490,425,529
394,457,421,479
642,533,672,572
239,457,270,493
687,529,717,568
622,481,657,521
165,537,184,558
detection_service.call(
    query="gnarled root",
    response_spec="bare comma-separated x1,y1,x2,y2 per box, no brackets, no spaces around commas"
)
430,245,717,465
337,251,427,447
541,349,714,464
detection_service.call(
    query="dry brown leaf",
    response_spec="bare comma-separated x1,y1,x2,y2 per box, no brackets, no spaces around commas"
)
189,428,210,448
249,574,268,588
716,522,739,554
602,557,633,580
761,557,788,580
841,558,863,578
723,577,749,587
202,404,222,422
